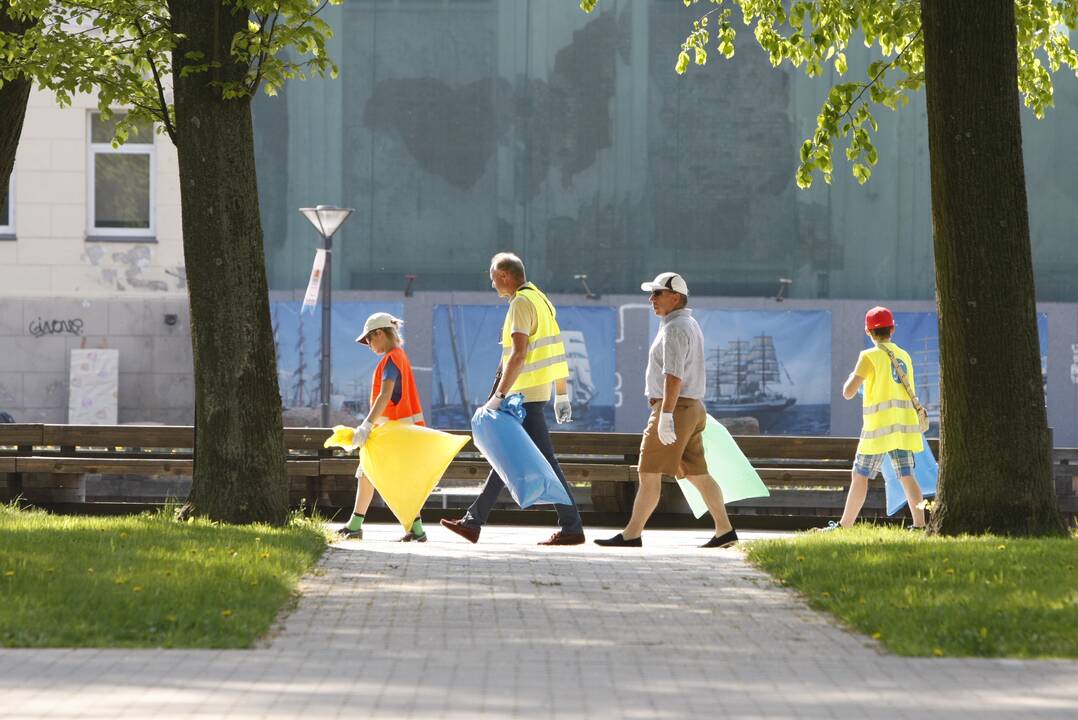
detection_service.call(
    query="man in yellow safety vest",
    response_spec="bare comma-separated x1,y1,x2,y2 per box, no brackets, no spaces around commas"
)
441,252,586,545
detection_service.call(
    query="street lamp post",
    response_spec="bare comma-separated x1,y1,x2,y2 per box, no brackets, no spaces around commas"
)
299,205,354,428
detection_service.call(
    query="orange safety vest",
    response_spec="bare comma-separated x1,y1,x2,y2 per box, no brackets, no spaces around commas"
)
370,347,425,426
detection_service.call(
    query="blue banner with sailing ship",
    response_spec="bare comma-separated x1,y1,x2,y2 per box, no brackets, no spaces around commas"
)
651,309,832,435
431,304,616,430
866,312,1049,437
271,300,405,417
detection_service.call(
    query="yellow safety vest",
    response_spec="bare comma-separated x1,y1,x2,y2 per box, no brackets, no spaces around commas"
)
501,283,570,392
858,342,925,455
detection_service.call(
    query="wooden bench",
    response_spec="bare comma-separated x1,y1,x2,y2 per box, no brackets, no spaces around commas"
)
2,424,1074,520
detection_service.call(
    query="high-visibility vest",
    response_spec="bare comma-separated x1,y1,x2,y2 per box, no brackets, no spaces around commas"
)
370,347,426,426
858,342,924,455
500,283,570,393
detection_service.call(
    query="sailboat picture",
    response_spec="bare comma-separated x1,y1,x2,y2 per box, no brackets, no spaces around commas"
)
431,304,616,430
654,309,832,434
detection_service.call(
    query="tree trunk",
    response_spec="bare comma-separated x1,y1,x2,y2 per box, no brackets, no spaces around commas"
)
920,0,1064,536
168,0,289,524
0,2,33,218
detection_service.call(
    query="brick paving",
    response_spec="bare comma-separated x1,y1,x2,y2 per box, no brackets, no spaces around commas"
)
1,524,1075,719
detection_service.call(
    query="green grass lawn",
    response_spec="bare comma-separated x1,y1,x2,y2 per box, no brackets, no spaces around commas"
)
746,525,1078,658
0,504,327,648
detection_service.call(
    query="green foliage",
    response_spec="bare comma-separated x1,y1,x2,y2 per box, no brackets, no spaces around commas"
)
583,0,1078,188
0,503,326,648
0,0,341,145
746,525,1078,658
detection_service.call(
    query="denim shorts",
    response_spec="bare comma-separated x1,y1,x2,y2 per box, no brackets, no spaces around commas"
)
854,449,915,479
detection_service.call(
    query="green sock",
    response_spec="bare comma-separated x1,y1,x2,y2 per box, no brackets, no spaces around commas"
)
345,513,365,532
410,518,424,536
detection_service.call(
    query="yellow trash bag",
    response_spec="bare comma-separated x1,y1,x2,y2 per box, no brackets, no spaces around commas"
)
323,425,357,450
360,423,470,531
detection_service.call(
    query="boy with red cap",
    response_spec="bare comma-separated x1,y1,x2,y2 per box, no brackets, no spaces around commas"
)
818,306,927,531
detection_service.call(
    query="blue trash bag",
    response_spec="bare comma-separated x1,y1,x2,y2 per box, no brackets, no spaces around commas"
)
470,393,572,509
880,436,938,516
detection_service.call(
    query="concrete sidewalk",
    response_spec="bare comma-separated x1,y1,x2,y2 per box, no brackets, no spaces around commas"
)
1,524,1075,719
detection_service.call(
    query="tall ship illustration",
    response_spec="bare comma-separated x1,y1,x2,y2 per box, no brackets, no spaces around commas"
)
706,335,796,425
908,334,941,428
562,330,596,409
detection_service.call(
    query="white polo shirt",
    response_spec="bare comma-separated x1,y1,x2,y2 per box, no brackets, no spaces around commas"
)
645,308,706,400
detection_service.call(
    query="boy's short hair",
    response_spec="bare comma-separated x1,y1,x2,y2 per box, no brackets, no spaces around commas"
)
491,252,526,281
870,326,894,341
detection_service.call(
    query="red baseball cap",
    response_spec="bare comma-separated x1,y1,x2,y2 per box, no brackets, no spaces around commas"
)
865,306,895,331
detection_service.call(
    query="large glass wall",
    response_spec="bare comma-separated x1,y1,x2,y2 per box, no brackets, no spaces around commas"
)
253,0,1078,301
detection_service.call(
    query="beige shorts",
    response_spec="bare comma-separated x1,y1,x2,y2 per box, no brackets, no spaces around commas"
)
638,398,708,477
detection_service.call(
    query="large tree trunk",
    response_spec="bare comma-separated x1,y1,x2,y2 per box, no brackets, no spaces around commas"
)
920,1,1064,536
168,0,289,524
0,1,33,217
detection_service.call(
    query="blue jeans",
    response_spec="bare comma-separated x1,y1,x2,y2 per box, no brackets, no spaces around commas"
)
463,401,584,534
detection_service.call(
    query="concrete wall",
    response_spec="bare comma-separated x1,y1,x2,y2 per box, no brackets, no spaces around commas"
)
0,297,192,423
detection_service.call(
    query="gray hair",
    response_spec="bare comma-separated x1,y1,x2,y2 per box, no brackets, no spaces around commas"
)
490,252,526,281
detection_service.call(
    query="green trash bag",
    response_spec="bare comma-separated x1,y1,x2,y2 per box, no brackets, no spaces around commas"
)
675,414,769,518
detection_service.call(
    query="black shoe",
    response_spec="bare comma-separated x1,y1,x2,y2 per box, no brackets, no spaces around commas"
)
594,533,642,547
399,531,427,543
336,526,363,540
701,528,738,548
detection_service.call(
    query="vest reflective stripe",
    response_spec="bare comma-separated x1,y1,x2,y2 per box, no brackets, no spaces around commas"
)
857,343,924,455
861,423,923,440
375,412,425,426
501,283,570,392
370,347,426,427
520,354,568,375
863,399,916,416
501,334,565,357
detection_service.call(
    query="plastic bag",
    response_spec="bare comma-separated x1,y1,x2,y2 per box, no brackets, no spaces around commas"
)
470,394,572,508
352,422,469,530
676,414,770,519
881,436,938,516
324,425,357,451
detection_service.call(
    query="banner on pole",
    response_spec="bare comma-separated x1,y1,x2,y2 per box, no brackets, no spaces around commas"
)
301,249,326,314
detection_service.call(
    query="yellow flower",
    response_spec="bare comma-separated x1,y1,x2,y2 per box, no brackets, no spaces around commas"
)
3,570,14,577
996,544,1006,550
871,632,882,640
932,648,944,657
132,586,143,593
260,552,270,559
221,609,233,618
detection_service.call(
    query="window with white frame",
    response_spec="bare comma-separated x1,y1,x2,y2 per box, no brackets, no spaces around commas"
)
0,173,13,236
88,112,155,238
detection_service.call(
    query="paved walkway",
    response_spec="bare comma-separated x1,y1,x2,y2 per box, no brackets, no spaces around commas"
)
1,524,1076,719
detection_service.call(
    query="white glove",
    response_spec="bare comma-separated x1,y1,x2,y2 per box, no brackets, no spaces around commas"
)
657,412,677,445
349,421,373,451
481,394,504,415
554,394,572,424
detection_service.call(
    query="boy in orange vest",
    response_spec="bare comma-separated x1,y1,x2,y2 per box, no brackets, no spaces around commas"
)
337,313,428,542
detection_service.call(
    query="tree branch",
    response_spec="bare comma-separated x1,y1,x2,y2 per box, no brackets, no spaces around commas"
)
840,28,923,122
133,17,177,143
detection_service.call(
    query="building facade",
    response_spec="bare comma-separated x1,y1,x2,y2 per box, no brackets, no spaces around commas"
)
1,0,1076,441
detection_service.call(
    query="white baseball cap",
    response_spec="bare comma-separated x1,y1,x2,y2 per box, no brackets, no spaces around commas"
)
356,312,403,344
640,272,689,296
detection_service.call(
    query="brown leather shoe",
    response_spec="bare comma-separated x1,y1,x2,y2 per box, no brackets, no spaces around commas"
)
538,531,586,546
440,518,480,544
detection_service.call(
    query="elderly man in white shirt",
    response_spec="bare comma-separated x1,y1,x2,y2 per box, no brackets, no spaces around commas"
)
596,272,738,548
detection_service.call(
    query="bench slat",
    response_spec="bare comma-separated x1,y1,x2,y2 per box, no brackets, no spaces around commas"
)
14,457,320,477
0,424,45,445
